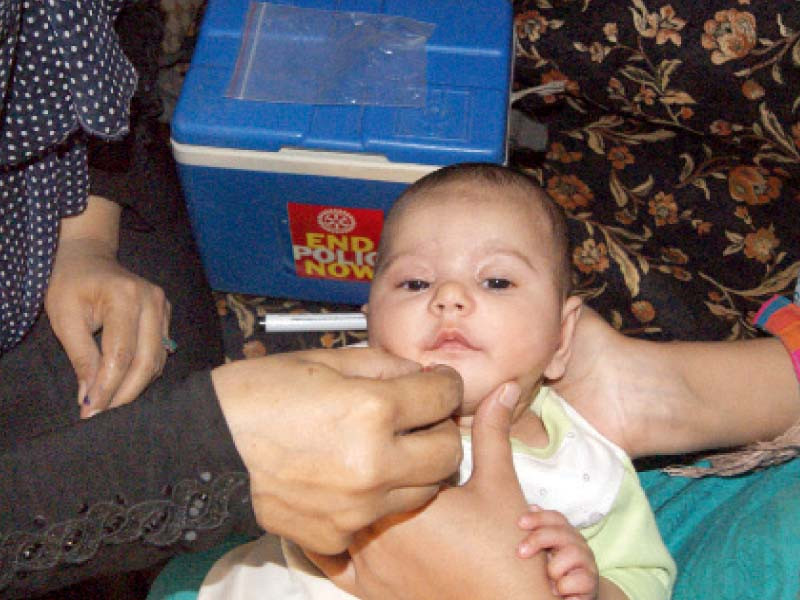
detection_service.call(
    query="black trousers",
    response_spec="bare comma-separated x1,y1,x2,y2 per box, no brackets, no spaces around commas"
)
0,128,225,598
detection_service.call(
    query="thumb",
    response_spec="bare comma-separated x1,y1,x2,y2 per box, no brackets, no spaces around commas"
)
468,382,521,487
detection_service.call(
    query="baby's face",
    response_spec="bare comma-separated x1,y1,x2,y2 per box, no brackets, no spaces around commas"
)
367,181,569,415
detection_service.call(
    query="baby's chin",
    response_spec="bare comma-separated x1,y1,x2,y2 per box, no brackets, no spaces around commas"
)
417,361,497,414
455,385,497,416
459,375,540,417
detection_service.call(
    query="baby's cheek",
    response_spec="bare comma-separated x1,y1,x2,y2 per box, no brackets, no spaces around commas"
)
385,340,429,370
369,321,406,355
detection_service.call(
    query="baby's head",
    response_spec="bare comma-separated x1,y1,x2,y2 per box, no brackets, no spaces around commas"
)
366,162,582,416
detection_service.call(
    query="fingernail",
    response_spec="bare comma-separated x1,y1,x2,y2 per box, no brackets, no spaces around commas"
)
80,401,99,419
499,383,519,408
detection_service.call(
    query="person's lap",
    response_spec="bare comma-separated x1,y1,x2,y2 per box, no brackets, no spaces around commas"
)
147,458,800,600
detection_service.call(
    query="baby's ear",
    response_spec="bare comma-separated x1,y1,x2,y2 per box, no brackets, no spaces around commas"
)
543,295,583,381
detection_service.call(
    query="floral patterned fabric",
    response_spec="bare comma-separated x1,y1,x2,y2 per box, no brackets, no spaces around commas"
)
513,0,799,341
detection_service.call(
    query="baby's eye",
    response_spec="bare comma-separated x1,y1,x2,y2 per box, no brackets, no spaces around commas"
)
482,278,513,290
400,279,430,292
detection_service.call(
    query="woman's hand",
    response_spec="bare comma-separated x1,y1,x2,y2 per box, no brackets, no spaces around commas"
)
212,347,464,555
46,195,172,417
547,307,657,457
549,306,699,458
551,307,800,457
307,383,558,600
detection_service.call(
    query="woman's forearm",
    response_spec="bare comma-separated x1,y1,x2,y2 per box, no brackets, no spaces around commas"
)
654,336,800,454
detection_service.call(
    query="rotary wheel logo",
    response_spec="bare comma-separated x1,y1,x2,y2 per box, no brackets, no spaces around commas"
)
317,208,357,234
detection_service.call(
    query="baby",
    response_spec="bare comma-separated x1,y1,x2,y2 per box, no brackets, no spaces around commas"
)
197,163,676,600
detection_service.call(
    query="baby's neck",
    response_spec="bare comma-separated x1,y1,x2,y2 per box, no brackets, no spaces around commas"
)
456,409,548,448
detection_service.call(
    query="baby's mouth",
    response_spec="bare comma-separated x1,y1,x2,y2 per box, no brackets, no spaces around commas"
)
429,330,479,352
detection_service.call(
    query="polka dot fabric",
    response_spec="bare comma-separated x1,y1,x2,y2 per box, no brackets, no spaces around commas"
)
1,0,137,352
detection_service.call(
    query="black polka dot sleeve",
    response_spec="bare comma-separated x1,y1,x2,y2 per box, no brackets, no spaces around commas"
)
0,0,137,352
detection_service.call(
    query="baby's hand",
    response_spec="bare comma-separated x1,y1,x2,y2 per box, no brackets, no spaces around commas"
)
517,506,599,600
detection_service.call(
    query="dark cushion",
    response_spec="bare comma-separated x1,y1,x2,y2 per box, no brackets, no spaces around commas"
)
512,0,800,340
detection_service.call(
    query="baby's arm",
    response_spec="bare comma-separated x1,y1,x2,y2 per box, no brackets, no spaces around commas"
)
517,507,627,600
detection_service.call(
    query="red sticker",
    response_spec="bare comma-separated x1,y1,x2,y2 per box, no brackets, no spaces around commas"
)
288,203,384,282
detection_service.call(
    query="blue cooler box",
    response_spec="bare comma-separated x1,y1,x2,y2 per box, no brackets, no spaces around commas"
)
172,0,513,304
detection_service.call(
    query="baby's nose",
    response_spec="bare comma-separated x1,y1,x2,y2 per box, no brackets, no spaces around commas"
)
429,281,471,315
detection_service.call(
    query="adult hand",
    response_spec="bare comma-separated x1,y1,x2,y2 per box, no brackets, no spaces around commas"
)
547,307,653,457
46,196,172,418
211,347,464,555
553,306,800,457
308,383,557,600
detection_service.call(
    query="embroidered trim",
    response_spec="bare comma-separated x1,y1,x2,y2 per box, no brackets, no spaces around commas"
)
0,471,248,591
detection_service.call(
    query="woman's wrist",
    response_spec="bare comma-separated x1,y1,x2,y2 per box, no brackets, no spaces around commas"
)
59,194,121,250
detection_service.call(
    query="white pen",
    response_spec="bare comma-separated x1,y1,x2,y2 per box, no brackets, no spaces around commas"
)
260,312,367,332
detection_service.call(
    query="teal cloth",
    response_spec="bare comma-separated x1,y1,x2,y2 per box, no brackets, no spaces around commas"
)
149,459,800,600
641,458,800,599
146,534,253,600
